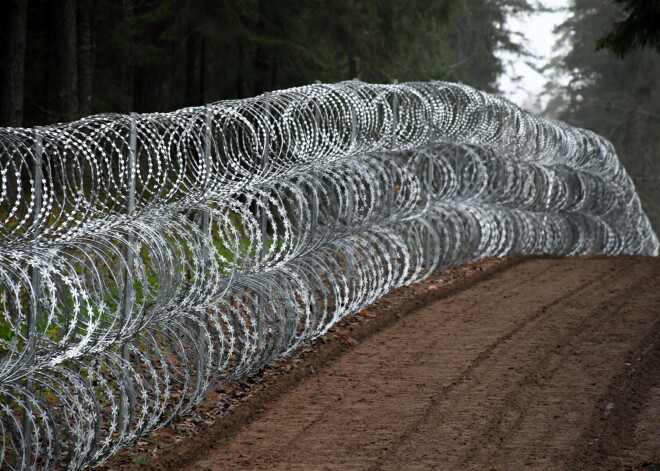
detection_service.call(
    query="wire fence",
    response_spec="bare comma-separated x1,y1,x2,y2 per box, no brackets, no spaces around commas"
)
0,80,657,470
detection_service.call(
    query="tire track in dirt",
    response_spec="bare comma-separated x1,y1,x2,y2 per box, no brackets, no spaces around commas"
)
370,258,642,471
570,283,660,469
182,257,660,471
452,260,659,470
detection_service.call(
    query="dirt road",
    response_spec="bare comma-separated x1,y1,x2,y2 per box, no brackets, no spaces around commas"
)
173,257,660,470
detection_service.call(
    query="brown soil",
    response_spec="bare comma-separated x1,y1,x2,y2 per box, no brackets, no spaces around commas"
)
117,256,660,471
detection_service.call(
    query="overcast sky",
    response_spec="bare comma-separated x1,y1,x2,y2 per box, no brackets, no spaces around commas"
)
497,0,571,112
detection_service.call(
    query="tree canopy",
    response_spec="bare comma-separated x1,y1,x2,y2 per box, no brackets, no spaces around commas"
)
1,0,527,127
596,0,660,57
558,0,660,231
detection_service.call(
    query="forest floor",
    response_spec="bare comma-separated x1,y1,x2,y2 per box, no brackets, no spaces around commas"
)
112,256,660,471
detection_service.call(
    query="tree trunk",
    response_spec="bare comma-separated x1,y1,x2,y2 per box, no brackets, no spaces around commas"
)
348,44,359,80
77,0,94,117
120,0,134,112
0,0,28,127
49,0,79,123
185,25,199,107
236,38,245,98
199,36,206,104
254,47,273,95
253,0,274,95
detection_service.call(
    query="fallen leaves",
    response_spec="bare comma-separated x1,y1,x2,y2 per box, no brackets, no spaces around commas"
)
340,333,359,347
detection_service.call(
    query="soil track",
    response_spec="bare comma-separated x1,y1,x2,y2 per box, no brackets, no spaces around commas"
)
138,257,660,471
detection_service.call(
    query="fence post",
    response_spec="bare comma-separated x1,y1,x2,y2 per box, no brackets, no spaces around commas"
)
257,94,271,351
391,79,398,149
391,80,399,220
345,102,357,283
119,113,137,433
23,128,43,467
311,87,321,241
309,83,322,330
201,106,212,252
424,157,434,269
196,105,213,393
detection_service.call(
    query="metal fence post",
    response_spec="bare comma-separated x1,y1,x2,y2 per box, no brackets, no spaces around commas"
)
196,105,213,393
257,94,271,351
201,106,212,257
391,79,398,149
391,80,399,220
345,103,357,283
311,91,321,241
309,84,322,331
23,128,43,467
119,113,137,432
424,158,434,269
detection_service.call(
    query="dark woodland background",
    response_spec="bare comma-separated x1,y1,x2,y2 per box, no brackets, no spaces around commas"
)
0,0,658,229
0,0,522,127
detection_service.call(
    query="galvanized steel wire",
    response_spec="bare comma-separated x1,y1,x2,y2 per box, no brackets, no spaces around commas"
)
0,80,657,470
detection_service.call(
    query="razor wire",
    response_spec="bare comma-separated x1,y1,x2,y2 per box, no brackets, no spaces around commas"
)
0,80,657,470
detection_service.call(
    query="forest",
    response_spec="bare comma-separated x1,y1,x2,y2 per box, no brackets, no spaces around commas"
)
555,0,660,232
0,0,524,127
0,0,658,229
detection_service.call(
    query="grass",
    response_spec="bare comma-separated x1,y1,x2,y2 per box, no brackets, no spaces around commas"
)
0,225,287,348
131,455,150,466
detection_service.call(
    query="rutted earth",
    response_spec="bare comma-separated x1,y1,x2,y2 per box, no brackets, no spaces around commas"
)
120,257,660,471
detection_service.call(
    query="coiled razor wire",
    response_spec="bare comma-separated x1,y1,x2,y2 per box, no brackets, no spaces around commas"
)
0,80,657,470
